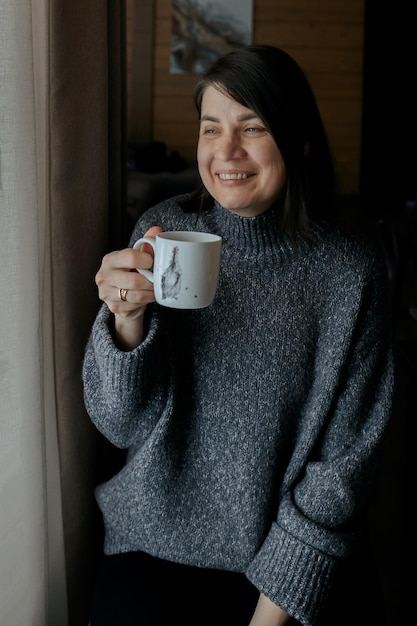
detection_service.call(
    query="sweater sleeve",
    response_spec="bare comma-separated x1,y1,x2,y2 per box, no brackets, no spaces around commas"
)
82,303,171,448
81,196,195,448
246,243,394,626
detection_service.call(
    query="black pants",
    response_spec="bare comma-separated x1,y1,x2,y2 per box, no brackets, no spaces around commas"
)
89,544,387,626
89,551,260,626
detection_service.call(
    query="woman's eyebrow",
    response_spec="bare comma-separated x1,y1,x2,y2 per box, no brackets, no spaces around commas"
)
200,113,259,122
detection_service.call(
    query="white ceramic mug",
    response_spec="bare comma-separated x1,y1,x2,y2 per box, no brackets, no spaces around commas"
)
133,231,222,309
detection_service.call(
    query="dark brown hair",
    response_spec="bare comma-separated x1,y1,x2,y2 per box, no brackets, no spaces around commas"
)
193,45,337,241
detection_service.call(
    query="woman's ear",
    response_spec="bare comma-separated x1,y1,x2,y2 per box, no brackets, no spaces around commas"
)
303,141,310,156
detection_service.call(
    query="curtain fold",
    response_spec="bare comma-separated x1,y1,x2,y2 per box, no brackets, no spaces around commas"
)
33,2,69,622
48,1,126,623
108,0,128,250
0,1,126,624
0,0,68,623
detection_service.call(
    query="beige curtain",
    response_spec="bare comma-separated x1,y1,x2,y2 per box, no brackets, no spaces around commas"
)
0,1,126,624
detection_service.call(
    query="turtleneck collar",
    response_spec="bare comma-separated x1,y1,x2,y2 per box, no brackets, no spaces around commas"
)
198,199,306,263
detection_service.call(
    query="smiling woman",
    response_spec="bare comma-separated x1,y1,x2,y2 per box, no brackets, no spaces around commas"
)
83,45,394,626
197,86,287,217
193,45,335,240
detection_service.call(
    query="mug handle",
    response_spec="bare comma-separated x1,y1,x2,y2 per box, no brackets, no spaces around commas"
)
133,237,156,282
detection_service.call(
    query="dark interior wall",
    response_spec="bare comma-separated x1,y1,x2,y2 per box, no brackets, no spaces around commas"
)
361,5,415,624
360,0,417,210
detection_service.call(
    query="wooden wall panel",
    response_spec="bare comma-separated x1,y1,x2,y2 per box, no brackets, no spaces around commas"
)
127,0,365,194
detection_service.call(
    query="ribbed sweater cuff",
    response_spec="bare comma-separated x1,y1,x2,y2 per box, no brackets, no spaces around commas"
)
92,304,159,396
245,522,337,626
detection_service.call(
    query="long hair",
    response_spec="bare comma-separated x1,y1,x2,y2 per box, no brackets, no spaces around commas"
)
193,45,336,241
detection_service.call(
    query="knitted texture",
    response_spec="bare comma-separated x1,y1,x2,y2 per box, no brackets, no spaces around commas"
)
82,196,394,626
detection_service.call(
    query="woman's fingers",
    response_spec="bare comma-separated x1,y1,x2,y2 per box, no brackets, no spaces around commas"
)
94,226,164,315
136,225,163,256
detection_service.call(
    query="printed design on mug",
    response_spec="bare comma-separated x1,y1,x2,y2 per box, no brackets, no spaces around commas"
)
161,246,182,300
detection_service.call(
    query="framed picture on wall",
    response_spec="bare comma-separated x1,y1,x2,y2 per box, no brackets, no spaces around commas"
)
170,0,253,74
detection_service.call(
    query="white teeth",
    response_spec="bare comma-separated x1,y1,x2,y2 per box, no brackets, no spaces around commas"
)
219,172,248,180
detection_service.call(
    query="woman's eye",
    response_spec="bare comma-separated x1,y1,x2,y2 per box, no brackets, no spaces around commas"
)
246,127,262,133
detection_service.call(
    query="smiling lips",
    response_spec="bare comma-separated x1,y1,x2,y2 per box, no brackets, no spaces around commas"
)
217,172,250,180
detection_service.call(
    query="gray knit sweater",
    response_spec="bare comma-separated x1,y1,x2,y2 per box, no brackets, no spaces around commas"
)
82,196,394,626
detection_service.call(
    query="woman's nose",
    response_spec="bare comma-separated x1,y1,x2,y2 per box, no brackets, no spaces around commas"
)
216,133,246,160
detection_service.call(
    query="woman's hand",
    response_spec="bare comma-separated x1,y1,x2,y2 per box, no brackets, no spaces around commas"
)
249,594,291,626
95,225,163,350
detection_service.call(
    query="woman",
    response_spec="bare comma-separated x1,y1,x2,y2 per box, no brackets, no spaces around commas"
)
83,46,394,625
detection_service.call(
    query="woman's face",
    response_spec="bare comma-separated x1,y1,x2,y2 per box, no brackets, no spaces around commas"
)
197,85,287,217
